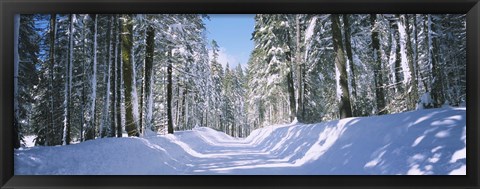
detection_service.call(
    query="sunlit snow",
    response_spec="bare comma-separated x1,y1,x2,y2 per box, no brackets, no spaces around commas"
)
15,107,466,175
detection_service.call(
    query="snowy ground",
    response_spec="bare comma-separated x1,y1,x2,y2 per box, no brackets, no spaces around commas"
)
15,107,466,175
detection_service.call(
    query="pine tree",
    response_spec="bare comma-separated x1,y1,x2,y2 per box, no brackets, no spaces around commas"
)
210,40,224,130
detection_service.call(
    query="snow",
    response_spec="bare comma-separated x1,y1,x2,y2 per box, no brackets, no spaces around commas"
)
304,16,317,61
449,165,466,175
23,135,36,148
397,17,411,84
15,107,466,175
335,63,342,100
305,16,318,43
416,92,433,110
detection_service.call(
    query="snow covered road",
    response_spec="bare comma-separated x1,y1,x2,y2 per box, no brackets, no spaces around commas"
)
15,107,466,175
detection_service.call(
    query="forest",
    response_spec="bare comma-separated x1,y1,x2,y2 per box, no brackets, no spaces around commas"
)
13,14,466,148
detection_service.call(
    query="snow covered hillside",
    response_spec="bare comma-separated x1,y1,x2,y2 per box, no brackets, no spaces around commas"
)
15,107,466,175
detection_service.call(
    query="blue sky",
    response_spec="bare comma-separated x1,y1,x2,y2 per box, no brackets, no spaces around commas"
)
204,14,255,69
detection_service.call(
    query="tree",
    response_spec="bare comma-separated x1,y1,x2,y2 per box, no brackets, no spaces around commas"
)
84,14,98,141
142,24,155,134
121,14,140,137
398,14,418,110
166,46,174,134
62,14,75,145
331,14,352,119
115,15,123,137
16,14,42,146
209,40,225,130
48,14,57,145
343,14,357,116
101,15,113,138
370,14,386,115
109,15,118,137
295,14,305,122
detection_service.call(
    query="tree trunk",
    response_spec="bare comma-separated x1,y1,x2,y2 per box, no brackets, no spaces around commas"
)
85,14,98,141
48,14,57,146
110,15,118,137
121,14,139,137
143,25,155,134
181,86,188,130
139,66,144,135
331,14,353,119
343,14,357,116
294,15,304,122
63,14,75,145
116,15,123,137
101,15,112,138
167,50,174,134
80,17,87,141
285,50,296,122
413,15,421,90
403,14,419,110
393,17,403,93
429,15,444,107
370,14,386,115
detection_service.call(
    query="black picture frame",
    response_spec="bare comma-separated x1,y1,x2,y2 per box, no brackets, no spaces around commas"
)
1,0,479,188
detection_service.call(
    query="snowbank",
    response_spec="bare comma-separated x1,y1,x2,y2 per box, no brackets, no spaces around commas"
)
15,107,466,175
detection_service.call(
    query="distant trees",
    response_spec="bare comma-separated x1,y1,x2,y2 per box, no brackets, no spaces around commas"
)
14,14,466,147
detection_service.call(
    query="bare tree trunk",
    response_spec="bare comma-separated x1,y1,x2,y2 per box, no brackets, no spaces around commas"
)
143,25,155,134
101,15,113,138
85,14,98,141
116,15,123,137
48,14,57,146
80,17,87,141
63,14,75,145
295,14,305,122
429,15,444,107
371,14,386,115
343,14,357,116
393,16,403,94
121,14,139,137
167,50,174,134
110,15,118,137
286,51,296,122
331,14,353,119
403,14,419,110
